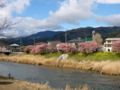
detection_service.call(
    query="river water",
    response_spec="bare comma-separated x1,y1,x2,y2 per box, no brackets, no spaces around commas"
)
0,61,120,90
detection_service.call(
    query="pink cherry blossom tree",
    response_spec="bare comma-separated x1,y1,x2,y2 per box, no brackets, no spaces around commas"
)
24,45,34,53
112,41,120,53
78,41,101,53
47,43,57,52
57,43,76,53
31,43,48,54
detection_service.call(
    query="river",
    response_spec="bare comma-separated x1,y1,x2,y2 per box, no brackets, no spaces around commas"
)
0,61,120,90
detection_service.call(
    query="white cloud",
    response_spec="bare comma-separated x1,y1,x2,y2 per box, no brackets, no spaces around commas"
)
1,0,120,37
93,0,120,4
5,0,96,37
4,17,63,37
104,14,120,26
94,13,120,27
0,0,30,18
49,0,95,25
20,17,63,30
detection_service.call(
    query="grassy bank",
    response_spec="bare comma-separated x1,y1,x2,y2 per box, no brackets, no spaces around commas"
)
0,52,120,75
0,75,91,90
42,52,120,61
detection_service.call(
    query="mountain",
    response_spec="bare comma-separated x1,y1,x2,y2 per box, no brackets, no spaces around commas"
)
49,26,120,42
4,31,63,46
3,26,120,46
0,39,10,47
27,31,63,38
103,29,120,38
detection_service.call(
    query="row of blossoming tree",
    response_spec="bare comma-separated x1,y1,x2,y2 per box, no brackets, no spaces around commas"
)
24,41,120,54
24,41,101,54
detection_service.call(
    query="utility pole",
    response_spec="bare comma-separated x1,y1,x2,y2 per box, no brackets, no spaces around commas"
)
92,31,95,41
86,37,87,41
65,33,67,43
20,38,22,50
33,37,35,46
20,38,22,46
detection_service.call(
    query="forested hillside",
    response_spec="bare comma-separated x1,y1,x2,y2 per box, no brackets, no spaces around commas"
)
49,26,120,42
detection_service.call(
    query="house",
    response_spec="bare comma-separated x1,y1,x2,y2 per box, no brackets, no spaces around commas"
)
10,43,20,51
104,38,120,52
67,39,85,48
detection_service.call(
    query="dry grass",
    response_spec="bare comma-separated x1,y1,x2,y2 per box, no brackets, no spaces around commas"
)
43,58,58,67
0,54,120,75
99,61,120,75
0,74,92,90
0,74,54,90
64,84,91,90
77,60,93,70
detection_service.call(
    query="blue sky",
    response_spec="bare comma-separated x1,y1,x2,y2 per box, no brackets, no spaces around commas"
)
0,0,120,37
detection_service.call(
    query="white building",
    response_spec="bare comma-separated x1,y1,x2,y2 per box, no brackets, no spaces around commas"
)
104,38,120,52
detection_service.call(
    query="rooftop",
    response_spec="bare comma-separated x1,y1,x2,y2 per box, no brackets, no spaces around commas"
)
67,39,85,42
10,43,20,46
106,38,120,40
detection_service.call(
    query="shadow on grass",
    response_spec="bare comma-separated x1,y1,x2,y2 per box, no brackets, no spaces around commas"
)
0,81,13,85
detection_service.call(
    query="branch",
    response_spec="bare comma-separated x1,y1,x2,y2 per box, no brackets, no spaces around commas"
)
0,0,23,38
0,17,22,30
0,0,5,7
0,17,23,38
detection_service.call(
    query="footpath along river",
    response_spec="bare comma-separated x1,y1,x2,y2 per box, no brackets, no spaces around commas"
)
0,61,120,90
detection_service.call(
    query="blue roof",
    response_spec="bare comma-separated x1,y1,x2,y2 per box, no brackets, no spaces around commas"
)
67,39,85,42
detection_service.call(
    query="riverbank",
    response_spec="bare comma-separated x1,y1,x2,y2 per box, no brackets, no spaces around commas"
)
0,74,91,90
0,54,120,75
0,74,54,90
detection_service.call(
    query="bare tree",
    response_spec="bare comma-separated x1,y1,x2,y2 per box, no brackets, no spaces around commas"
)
0,1,22,38
0,17,22,37
0,0,22,47
93,33,103,45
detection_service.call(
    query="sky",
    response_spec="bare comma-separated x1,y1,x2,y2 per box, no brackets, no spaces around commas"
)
0,0,120,37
